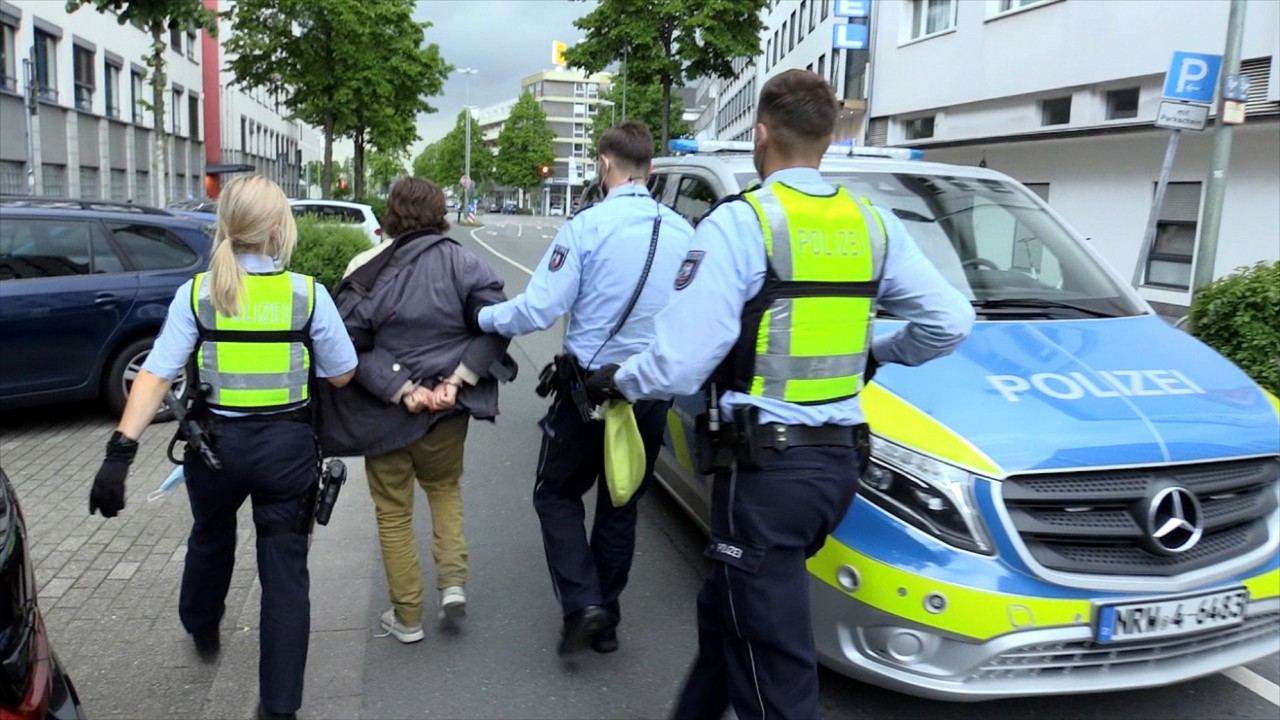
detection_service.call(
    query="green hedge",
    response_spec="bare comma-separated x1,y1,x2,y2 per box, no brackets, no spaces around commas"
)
1188,261,1280,395
290,215,373,291
356,195,387,223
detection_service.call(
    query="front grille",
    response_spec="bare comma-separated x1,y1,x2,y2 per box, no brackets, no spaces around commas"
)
974,611,1280,679
1002,458,1278,576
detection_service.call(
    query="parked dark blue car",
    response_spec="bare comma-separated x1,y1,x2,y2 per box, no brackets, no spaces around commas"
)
0,201,213,420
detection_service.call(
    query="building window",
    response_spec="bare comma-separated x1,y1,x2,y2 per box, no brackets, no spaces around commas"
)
1,22,16,92
170,26,182,52
1145,182,1200,290
904,115,935,140
0,160,24,193
773,29,780,62
799,2,807,40
818,54,826,79
42,164,66,196
131,70,145,124
810,0,817,30
766,39,772,70
79,167,100,200
1041,96,1071,125
821,0,829,20
789,11,797,50
34,30,58,102
1106,87,1139,120
73,45,95,111
999,0,1049,11
172,88,183,135
910,0,957,39
830,49,841,89
104,61,121,118
188,94,200,141
186,30,197,60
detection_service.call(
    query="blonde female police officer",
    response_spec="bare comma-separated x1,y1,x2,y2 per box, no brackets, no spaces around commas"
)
586,71,975,719
88,176,357,720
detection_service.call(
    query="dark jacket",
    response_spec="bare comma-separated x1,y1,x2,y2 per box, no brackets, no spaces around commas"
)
318,229,514,457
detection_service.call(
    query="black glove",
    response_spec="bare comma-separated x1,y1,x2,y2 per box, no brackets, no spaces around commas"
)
865,351,880,385
585,364,625,405
90,431,137,518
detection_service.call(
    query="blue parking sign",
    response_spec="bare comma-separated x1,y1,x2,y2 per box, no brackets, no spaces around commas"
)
833,23,868,50
834,0,870,18
1163,51,1222,104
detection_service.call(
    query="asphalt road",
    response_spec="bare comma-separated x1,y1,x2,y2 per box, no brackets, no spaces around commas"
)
448,213,1280,720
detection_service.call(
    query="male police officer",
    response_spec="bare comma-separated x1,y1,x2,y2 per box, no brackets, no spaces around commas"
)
585,71,975,718
476,121,694,655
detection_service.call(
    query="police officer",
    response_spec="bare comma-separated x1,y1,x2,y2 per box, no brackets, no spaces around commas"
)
477,121,694,655
585,71,976,718
88,176,357,720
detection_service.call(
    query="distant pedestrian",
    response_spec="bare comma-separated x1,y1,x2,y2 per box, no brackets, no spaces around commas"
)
323,177,516,644
476,121,694,655
88,175,358,720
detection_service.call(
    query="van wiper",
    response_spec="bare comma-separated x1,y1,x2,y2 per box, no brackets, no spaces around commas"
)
972,298,1119,318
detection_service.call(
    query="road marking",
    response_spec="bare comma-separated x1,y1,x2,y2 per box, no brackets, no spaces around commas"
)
517,224,523,238
469,226,533,276
541,234,552,239
1222,666,1280,706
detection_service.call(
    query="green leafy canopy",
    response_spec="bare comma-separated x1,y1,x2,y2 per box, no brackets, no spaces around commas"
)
495,92,556,192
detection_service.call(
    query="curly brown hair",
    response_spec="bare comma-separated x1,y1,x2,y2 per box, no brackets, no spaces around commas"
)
384,177,451,238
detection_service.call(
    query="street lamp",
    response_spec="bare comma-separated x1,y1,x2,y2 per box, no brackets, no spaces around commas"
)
598,99,616,126
458,68,478,215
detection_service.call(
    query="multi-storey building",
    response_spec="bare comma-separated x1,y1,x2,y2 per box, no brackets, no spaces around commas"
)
521,68,612,213
867,0,1279,314
477,97,515,156
0,0,321,206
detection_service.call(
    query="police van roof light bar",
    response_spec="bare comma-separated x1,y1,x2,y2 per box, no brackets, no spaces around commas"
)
667,138,923,161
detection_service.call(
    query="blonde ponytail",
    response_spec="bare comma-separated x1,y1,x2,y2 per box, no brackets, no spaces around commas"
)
207,174,296,318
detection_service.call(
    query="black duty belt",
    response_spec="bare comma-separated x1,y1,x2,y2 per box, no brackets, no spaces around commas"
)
208,407,312,427
750,422,866,451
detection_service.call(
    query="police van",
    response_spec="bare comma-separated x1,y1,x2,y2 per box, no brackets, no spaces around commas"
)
645,140,1280,701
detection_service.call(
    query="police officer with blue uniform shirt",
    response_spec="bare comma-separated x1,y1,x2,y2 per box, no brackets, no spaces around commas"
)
477,121,694,655
585,72,975,719
88,177,357,720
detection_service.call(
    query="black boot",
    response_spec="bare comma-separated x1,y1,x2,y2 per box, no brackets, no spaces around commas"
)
558,605,607,656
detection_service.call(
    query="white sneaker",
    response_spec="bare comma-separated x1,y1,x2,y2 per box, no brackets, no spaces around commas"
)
439,586,467,622
379,609,424,643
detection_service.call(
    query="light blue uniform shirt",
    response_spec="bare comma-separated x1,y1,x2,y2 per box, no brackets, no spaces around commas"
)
479,183,694,370
142,254,358,416
614,167,976,426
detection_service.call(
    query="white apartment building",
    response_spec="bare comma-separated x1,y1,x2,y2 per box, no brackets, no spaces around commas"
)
710,0,871,145
868,0,1280,313
0,0,206,204
477,97,516,156
522,68,613,212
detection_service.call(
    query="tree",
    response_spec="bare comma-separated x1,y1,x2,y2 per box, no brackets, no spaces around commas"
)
435,110,493,191
225,0,450,198
564,0,766,153
67,0,218,208
495,93,556,199
365,147,408,196
412,141,444,183
588,80,689,157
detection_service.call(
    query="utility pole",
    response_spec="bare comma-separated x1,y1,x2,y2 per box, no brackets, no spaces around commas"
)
459,68,478,217
1192,0,1247,293
621,46,628,122
22,53,37,195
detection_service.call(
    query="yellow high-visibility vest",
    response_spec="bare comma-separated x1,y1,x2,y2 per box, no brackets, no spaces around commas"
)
191,271,315,412
730,183,887,405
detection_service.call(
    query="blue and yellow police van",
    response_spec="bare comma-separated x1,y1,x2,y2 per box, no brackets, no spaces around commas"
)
648,140,1280,700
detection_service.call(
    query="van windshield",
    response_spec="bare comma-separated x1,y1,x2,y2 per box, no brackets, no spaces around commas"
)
734,171,1146,319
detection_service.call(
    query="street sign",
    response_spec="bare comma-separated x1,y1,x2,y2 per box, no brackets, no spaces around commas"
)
834,0,870,18
833,22,869,51
1223,73,1251,102
1154,101,1209,131
1222,100,1247,125
1162,51,1222,104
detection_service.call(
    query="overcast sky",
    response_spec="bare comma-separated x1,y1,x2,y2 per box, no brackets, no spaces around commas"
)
368,0,600,161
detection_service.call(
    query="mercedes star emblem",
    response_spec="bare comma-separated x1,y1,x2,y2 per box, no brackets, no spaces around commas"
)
1147,486,1204,554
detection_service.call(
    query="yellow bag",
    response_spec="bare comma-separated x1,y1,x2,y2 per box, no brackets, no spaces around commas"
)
602,400,646,507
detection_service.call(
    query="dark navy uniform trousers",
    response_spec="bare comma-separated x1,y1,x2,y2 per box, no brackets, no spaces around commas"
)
179,418,317,715
673,444,862,720
533,393,668,627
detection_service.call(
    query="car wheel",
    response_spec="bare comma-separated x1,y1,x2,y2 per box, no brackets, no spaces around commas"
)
103,337,189,423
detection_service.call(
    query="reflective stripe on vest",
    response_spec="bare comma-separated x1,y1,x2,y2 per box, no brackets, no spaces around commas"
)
191,271,315,411
742,184,886,404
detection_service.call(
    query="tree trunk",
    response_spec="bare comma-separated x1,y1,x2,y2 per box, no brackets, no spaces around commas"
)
322,114,334,198
660,80,672,158
352,131,365,200
150,25,168,208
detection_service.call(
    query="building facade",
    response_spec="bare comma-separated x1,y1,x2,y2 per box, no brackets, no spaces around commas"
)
521,68,613,213
867,0,1280,313
0,0,321,206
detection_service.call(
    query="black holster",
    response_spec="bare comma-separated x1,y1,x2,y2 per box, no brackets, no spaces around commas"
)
537,354,596,423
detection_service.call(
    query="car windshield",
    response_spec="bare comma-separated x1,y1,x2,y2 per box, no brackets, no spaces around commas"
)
735,170,1145,319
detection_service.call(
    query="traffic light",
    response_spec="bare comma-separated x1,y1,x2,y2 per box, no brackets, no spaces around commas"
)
540,165,552,178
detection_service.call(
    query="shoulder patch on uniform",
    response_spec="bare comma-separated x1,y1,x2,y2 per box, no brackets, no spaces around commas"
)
674,251,705,290
548,244,569,272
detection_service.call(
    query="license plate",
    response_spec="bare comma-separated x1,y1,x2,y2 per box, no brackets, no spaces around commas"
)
1095,587,1249,643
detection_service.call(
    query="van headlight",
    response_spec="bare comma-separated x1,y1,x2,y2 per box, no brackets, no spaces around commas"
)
860,437,993,554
